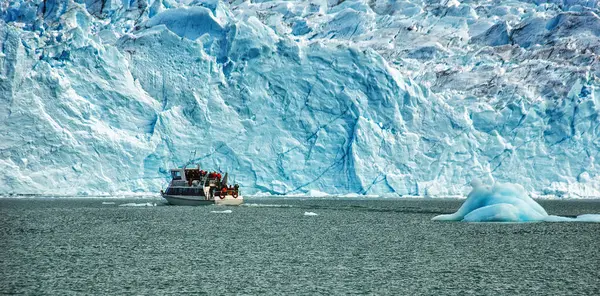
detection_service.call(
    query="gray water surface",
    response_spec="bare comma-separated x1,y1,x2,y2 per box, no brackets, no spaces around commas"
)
1,198,599,295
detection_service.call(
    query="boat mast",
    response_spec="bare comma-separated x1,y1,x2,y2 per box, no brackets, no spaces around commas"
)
183,150,197,169
222,173,228,187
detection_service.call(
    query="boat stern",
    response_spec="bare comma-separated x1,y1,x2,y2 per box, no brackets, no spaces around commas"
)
215,195,244,206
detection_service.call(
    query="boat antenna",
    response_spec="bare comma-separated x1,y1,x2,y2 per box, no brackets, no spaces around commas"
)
184,150,197,168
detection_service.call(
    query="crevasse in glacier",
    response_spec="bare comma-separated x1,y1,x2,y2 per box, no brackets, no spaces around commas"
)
1,0,599,197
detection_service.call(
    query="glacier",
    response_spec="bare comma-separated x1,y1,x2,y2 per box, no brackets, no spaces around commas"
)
432,180,600,222
1,0,600,197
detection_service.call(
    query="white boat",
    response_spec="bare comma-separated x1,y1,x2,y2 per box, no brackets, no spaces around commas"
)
161,167,243,206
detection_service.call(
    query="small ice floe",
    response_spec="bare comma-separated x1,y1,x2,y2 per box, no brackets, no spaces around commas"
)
432,180,600,223
211,210,232,214
544,214,600,223
574,214,600,223
304,212,318,216
119,202,156,207
102,202,116,205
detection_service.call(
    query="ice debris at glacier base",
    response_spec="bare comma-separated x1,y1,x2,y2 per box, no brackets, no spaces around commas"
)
433,181,600,222
211,209,232,214
1,1,600,197
119,202,157,207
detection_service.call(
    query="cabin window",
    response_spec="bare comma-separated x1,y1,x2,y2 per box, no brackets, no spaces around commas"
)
171,171,182,180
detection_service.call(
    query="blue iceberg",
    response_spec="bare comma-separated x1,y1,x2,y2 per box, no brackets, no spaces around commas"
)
433,181,600,222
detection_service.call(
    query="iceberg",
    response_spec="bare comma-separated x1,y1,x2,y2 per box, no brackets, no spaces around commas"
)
433,181,600,222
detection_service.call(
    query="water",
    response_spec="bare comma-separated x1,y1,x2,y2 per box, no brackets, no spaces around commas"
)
1,198,599,294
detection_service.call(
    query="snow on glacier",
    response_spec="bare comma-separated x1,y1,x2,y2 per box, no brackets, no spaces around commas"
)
1,0,600,197
432,180,600,222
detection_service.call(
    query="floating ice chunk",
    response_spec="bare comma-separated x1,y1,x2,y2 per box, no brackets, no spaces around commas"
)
433,181,600,222
544,214,600,223
463,204,531,222
211,210,232,214
573,214,600,222
102,201,116,205
543,215,573,222
304,212,318,216
433,182,547,222
119,202,156,207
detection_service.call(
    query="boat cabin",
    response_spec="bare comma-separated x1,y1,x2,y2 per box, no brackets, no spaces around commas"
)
169,168,224,186
171,169,184,181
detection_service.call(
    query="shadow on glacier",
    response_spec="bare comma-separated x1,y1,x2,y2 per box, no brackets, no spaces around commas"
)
433,181,600,223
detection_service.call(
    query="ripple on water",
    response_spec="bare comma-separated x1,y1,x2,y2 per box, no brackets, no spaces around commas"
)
1,198,599,294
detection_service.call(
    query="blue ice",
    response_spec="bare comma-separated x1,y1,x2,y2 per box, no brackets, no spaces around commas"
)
433,181,600,222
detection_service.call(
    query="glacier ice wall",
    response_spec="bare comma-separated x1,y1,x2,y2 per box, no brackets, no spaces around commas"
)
1,0,599,197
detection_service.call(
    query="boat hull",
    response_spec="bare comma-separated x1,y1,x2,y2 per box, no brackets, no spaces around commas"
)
162,194,243,206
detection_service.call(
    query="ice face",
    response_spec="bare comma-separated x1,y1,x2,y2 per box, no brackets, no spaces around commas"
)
1,1,599,196
433,181,600,222
146,6,224,40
